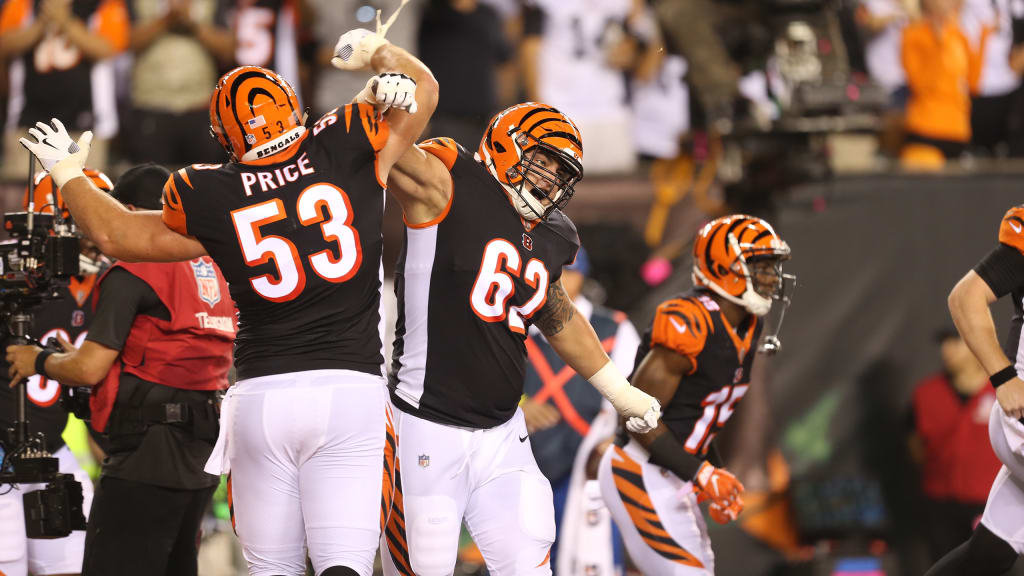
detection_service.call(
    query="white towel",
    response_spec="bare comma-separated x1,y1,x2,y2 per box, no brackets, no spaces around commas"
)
204,387,237,475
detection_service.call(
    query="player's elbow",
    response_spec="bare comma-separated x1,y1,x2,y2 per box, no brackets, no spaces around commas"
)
418,74,440,116
948,272,985,323
91,234,134,262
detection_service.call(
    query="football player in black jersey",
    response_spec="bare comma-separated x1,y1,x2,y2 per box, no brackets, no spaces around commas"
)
598,215,791,575
376,102,661,575
19,24,437,576
924,206,1024,575
0,169,111,576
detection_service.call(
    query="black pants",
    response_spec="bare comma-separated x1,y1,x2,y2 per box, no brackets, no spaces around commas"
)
922,498,986,562
125,108,228,166
82,475,216,576
971,91,1018,155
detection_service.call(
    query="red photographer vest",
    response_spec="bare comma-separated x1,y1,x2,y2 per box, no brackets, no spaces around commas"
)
90,258,236,432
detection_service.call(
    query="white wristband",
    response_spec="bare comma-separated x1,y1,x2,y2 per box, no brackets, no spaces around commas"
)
587,361,629,404
50,159,85,189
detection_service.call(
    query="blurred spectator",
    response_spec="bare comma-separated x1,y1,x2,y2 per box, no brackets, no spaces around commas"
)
629,3,687,161
648,0,741,133
0,0,130,180
637,58,689,140
522,248,640,574
124,0,234,166
909,329,1002,561
231,0,310,103
961,0,1021,156
419,0,511,147
522,0,658,175
900,0,983,167
856,0,915,157
307,0,418,117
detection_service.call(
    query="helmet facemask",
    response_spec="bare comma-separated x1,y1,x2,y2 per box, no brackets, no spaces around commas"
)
505,131,583,221
693,232,791,317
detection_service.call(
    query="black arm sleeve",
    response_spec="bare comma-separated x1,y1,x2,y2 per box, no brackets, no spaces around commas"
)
974,243,1024,298
646,432,703,481
85,269,169,351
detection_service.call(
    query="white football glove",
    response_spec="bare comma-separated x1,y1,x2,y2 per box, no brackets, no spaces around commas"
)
625,395,662,434
332,28,390,71
357,73,418,114
19,119,92,187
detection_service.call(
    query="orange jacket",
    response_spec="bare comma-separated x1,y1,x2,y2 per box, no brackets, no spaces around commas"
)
902,17,988,142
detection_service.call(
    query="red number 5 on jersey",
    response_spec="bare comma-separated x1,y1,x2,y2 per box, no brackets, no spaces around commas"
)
470,239,549,334
232,183,362,302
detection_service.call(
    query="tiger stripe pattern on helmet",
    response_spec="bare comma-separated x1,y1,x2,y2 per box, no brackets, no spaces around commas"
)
610,446,705,568
209,66,304,162
692,214,790,316
476,102,584,220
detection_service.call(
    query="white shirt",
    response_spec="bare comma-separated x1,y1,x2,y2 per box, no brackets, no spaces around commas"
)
961,0,1021,96
861,0,910,92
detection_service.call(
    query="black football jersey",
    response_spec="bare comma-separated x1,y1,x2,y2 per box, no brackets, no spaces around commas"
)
0,275,98,452
635,289,762,458
162,104,388,381
389,138,580,429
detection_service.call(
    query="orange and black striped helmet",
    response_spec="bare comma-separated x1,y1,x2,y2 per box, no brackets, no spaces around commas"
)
24,168,113,218
476,102,583,220
692,215,790,316
209,66,305,162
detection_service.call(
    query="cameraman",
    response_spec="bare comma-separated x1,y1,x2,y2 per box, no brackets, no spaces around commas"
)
5,163,237,576
0,168,112,576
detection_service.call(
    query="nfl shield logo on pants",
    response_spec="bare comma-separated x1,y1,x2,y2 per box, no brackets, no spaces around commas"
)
418,454,430,468
191,259,221,308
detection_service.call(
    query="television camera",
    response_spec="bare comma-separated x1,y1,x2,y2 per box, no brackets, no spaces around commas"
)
0,155,87,539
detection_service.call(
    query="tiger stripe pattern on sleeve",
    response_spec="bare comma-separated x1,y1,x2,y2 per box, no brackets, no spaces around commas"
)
650,297,713,373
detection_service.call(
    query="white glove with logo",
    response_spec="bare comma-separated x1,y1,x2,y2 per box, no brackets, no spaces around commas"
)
332,28,390,71
19,119,91,188
356,73,418,114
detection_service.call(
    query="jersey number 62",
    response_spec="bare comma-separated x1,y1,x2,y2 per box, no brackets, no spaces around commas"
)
470,239,549,334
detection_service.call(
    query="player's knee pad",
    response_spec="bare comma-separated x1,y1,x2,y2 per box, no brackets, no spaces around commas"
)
320,566,360,576
405,495,460,576
508,474,556,575
518,473,556,545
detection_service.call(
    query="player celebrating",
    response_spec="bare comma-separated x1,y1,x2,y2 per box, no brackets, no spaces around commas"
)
376,102,661,575
18,31,436,576
924,207,1024,575
597,215,792,575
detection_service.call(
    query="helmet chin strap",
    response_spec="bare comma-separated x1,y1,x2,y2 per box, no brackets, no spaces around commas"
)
691,233,775,317
692,267,771,316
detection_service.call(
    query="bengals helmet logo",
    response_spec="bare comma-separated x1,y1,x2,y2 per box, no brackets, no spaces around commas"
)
692,215,790,316
209,66,304,162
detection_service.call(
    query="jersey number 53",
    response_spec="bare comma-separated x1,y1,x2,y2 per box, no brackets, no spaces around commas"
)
470,239,550,334
232,183,362,302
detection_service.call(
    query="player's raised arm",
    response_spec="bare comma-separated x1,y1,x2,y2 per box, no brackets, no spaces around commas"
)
19,120,206,262
534,279,662,433
331,25,439,184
